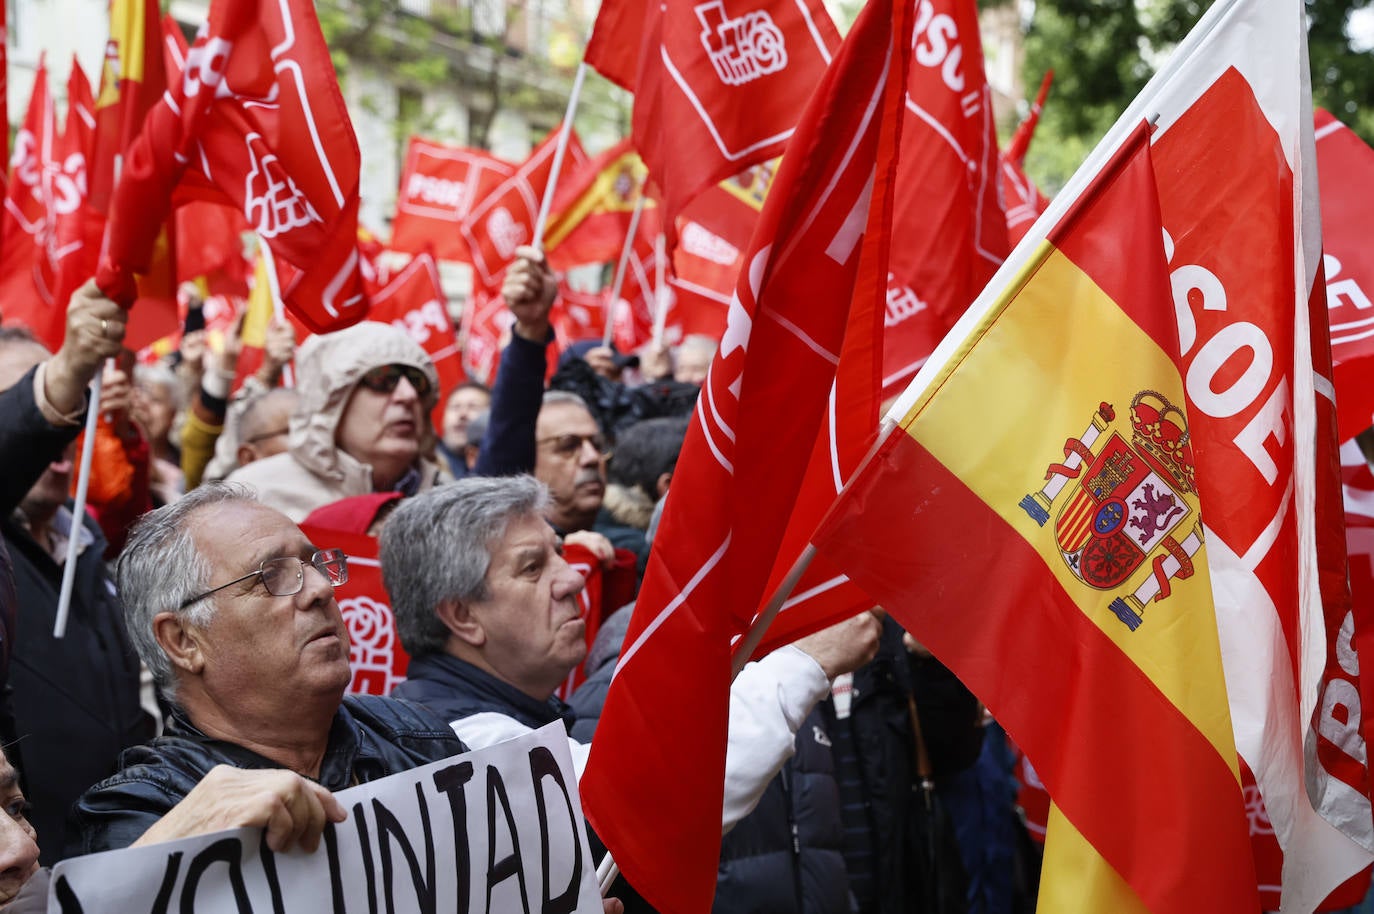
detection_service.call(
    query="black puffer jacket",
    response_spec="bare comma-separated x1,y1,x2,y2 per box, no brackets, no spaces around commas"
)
72,695,465,855
714,707,850,914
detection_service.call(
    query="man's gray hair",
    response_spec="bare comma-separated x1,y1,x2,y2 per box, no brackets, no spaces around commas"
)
114,482,260,696
540,389,592,413
380,475,549,659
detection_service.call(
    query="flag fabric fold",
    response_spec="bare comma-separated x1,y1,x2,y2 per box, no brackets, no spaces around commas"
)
579,0,911,908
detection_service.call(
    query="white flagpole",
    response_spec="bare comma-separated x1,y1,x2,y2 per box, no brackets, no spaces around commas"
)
601,189,648,348
53,371,102,639
650,232,669,349
532,61,588,248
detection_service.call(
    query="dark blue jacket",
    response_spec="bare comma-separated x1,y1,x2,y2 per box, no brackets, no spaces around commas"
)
473,333,549,478
73,695,465,855
391,652,577,734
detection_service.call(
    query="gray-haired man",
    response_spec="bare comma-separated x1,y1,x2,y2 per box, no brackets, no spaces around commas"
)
381,475,881,831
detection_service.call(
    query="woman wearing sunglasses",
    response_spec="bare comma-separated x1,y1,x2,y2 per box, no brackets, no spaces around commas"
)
225,322,449,522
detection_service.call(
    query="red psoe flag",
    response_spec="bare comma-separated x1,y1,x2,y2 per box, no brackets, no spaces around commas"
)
624,0,840,225
1315,110,1374,440
0,58,58,344
51,60,99,309
1001,70,1053,247
366,251,465,429
459,126,586,289
816,125,1260,914
578,0,911,907
98,0,366,335
881,0,1009,401
390,137,514,262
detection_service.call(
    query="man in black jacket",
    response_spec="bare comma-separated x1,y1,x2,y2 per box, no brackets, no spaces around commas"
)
0,284,151,864
70,483,465,855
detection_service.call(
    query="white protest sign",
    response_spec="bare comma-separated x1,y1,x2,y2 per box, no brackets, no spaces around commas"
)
48,722,601,914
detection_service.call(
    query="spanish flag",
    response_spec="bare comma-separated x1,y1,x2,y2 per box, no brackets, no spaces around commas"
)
815,124,1260,912
544,137,649,270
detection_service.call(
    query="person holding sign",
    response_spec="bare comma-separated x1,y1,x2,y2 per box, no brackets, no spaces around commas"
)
69,483,467,854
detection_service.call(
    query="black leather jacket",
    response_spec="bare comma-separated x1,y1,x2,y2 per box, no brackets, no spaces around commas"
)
71,694,466,856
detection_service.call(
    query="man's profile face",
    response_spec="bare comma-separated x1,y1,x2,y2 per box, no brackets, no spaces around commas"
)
533,402,607,532
467,512,587,700
185,501,352,703
336,367,424,474
442,386,490,452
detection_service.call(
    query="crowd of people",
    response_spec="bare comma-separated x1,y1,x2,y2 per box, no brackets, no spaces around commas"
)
0,246,1037,912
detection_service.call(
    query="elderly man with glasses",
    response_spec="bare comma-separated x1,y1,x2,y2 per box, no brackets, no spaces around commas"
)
71,482,464,856
226,321,448,521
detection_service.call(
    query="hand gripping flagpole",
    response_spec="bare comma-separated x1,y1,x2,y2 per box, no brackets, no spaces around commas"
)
601,188,648,348
531,61,588,249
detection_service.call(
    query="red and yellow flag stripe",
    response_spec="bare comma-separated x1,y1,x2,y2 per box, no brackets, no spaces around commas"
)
817,128,1259,912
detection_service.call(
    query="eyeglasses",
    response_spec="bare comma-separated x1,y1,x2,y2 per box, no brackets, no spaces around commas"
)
178,549,349,609
358,364,432,399
537,432,610,459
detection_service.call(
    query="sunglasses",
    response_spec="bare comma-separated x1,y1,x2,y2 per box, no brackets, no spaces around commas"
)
358,364,432,398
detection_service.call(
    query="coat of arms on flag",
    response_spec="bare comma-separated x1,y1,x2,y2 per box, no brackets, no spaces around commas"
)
1020,392,1202,630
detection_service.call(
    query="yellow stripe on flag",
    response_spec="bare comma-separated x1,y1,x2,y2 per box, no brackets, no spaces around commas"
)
543,150,647,252
904,244,1239,776
242,256,275,348
98,0,149,108
1038,803,1150,914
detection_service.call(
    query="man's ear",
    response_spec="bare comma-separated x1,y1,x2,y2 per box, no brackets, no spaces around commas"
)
153,611,207,677
436,599,485,648
655,471,672,499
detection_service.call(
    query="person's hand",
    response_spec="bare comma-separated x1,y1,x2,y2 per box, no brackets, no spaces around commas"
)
501,245,556,342
131,765,347,853
902,629,933,658
261,316,297,375
602,899,625,914
563,530,617,568
638,341,671,381
179,330,207,379
792,610,883,679
100,364,132,426
212,310,246,377
582,346,622,382
44,281,126,415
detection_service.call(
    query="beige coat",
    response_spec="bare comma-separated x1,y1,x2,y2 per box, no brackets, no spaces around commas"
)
226,322,448,521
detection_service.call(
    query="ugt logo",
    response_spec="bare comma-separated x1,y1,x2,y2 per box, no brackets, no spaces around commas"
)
695,0,788,86
1018,391,1203,632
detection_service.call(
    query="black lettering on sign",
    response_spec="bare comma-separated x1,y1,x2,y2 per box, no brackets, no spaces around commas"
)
485,764,531,914
179,837,252,914
374,787,437,914
259,834,286,914
323,822,349,914
529,746,583,914
433,761,475,913
355,801,380,914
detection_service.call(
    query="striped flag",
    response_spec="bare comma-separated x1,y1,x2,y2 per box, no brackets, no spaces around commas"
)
817,0,1374,909
816,122,1261,914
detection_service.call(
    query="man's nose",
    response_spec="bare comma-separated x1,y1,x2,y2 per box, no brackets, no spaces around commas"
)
552,556,587,600
0,813,39,889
